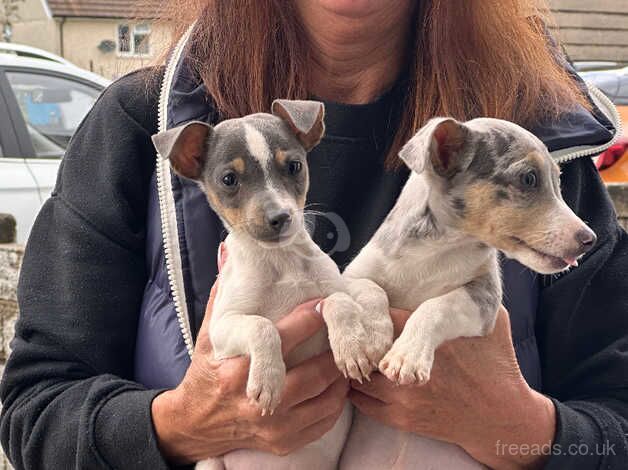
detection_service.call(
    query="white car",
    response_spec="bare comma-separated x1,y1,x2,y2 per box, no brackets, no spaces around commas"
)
0,46,109,243
0,42,76,67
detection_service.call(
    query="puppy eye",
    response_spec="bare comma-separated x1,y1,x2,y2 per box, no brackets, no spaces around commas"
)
222,172,238,187
520,170,538,188
288,160,302,176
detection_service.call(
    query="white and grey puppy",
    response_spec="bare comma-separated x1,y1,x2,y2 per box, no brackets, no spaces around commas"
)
340,117,596,469
152,100,393,470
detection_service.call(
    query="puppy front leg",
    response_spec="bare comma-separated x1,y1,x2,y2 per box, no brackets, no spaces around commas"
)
211,314,286,415
323,279,393,382
380,273,501,385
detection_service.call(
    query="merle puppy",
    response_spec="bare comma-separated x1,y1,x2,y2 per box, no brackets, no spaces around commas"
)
340,117,597,469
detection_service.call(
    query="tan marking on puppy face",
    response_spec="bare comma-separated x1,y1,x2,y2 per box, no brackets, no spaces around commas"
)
460,180,554,253
297,193,307,209
203,186,247,228
275,149,289,166
231,157,246,174
527,150,547,168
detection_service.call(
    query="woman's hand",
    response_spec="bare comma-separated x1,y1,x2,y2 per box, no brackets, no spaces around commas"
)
152,280,348,464
350,306,556,470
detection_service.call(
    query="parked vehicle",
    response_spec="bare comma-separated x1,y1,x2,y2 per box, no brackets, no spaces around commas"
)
573,61,622,73
0,43,75,67
580,67,628,183
0,49,109,242
596,136,628,183
581,66,628,121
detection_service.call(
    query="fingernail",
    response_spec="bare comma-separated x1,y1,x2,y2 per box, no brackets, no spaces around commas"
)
217,243,223,272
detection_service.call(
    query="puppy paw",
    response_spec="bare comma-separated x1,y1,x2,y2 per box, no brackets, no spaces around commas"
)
324,293,393,382
331,332,377,382
379,340,434,386
246,358,286,415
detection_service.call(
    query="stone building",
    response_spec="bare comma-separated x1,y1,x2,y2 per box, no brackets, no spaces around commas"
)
549,0,628,63
8,0,170,79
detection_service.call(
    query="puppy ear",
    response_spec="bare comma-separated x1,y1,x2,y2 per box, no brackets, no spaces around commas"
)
399,117,470,178
271,99,325,151
152,121,212,180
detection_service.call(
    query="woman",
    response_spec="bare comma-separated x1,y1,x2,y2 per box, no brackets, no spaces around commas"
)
1,0,627,469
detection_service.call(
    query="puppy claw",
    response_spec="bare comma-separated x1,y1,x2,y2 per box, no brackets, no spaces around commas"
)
246,360,285,415
379,342,435,386
328,328,391,383
357,355,373,378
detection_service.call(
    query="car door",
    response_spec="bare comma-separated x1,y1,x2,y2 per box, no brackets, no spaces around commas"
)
1,68,102,241
0,69,41,243
616,71,628,129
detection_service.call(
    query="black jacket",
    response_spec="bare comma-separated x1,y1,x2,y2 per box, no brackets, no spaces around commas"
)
1,68,628,470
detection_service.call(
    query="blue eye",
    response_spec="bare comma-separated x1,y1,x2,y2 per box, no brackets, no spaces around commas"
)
288,160,302,175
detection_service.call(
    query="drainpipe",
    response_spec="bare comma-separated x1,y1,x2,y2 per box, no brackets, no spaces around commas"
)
58,16,66,57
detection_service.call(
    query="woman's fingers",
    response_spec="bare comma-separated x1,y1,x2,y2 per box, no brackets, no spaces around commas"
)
276,299,325,356
277,403,346,455
217,242,227,271
349,373,399,403
348,388,403,430
348,387,387,414
195,279,220,356
280,352,343,409
492,305,513,343
288,376,348,426
249,377,347,455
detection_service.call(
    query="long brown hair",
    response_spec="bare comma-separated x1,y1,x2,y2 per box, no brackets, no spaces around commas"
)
157,0,588,167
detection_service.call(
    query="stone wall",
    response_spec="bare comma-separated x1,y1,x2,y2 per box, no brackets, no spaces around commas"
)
0,245,21,367
0,243,23,470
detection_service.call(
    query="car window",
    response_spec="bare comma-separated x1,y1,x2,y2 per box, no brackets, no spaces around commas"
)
5,71,100,158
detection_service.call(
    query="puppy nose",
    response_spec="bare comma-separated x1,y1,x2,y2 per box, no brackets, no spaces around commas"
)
267,210,291,232
575,228,596,252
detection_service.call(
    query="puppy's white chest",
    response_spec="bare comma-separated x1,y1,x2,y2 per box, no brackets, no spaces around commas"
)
349,239,490,311
260,270,327,322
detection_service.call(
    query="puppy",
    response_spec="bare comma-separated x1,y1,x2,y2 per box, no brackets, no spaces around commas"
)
340,117,596,469
152,99,393,470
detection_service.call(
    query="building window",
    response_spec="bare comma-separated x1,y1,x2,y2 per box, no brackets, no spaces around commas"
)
117,23,151,56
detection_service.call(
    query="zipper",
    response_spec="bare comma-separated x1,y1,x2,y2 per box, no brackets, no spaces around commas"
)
552,82,623,164
155,24,197,357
